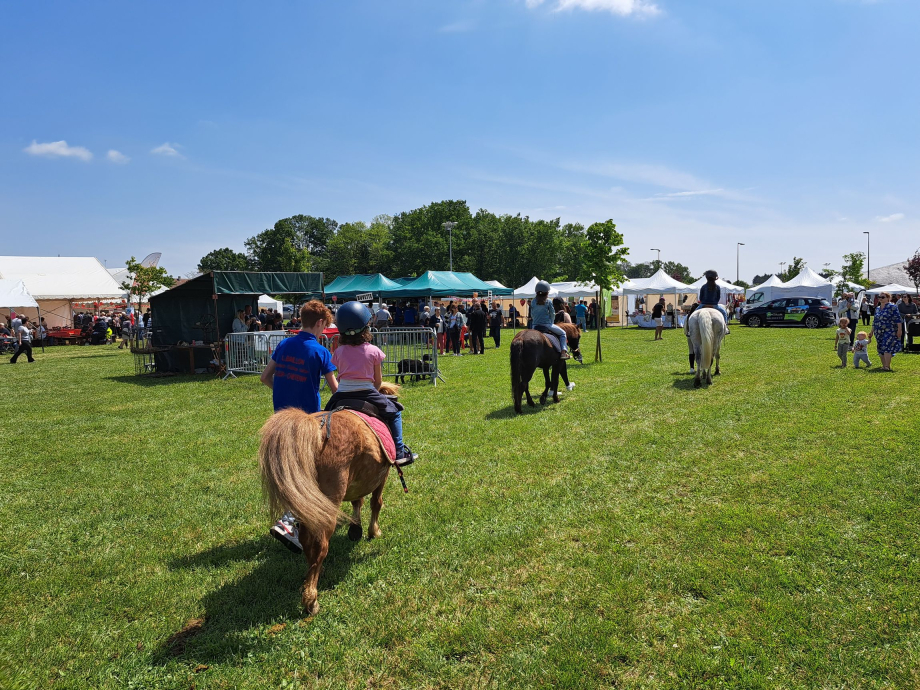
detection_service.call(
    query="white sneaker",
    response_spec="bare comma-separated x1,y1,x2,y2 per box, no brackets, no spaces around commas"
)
270,514,302,554
689,368,695,374
566,382,575,391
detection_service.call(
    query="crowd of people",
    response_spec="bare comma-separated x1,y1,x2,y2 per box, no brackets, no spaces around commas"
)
833,291,917,371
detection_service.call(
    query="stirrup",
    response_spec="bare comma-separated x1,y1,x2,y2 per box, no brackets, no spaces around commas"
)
560,351,571,359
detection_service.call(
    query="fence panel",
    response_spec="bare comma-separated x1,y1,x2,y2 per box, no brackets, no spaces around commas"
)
370,327,440,385
225,331,288,377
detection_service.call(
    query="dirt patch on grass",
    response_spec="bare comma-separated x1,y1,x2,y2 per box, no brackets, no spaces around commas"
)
166,617,205,656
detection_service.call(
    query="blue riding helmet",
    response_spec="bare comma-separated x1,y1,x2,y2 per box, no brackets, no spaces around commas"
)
335,301,373,335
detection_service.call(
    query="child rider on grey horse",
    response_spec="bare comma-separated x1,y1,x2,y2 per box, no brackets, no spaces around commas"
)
530,281,570,359
698,270,730,334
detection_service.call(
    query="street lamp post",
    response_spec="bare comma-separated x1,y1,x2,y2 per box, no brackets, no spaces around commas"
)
442,222,458,272
779,261,786,279
736,243,745,283
651,248,661,270
863,231,870,284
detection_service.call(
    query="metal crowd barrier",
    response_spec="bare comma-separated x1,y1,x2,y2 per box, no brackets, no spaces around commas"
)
224,331,288,378
223,327,440,386
370,327,440,386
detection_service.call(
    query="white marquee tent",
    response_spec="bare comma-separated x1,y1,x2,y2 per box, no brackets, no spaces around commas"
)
622,269,697,296
551,281,600,298
485,279,511,291
513,276,559,299
0,279,44,350
746,268,835,307
258,294,283,312
0,256,125,327
865,283,916,295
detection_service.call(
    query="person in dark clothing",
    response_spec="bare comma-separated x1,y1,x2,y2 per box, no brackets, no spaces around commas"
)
652,298,666,341
467,303,487,354
684,302,700,372
10,316,35,363
489,302,504,348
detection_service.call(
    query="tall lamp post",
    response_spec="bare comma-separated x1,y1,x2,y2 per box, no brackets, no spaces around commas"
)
651,248,661,270
863,231,870,284
442,221,457,272
736,243,745,283
779,261,786,280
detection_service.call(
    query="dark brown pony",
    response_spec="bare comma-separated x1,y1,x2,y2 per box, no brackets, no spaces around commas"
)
510,323,581,414
258,383,400,615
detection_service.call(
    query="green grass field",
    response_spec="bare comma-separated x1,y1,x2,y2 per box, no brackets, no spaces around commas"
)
2,326,919,689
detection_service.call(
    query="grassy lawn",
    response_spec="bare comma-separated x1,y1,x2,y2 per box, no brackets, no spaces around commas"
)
2,326,919,689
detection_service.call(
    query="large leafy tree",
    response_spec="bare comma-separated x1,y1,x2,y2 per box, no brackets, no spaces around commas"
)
839,252,870,289
245,221,311,272
388,200,473,277
582,220,629,362
624,262,656,279
662,260,694,283
324,217,393,279
556,222,588,282
197,248,250,273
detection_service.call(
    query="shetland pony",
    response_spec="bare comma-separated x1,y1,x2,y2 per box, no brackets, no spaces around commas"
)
258,382,400,615
687,308,724,388
509,323,581,413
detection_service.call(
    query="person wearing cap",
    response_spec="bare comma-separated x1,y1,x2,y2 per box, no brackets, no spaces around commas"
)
531,281,570,358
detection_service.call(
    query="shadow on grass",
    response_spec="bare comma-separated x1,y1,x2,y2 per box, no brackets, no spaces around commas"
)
153,531,365,665
671,376,701,390
105,374,216,387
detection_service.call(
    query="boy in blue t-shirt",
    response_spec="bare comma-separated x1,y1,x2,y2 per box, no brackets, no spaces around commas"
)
260,300,338,553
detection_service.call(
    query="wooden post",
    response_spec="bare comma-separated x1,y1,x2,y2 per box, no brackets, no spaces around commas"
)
594,290,603,362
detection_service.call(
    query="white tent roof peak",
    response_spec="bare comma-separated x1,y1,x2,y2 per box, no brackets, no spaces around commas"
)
0,256,124,300
688,276,746,292
782,266,833,288
623,269,696,295
754,274,785,288
514,276,558,299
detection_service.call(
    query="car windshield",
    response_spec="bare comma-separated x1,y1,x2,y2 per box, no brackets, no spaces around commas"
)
820,299,831,307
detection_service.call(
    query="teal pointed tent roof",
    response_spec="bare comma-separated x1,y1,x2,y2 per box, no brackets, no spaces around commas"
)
323,273,403,299
384,271,514,297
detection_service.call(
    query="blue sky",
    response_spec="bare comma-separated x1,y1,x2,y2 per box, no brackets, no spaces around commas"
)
1,0,917,281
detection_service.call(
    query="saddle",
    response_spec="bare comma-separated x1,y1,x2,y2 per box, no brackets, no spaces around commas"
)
532,324,562,353
330,396,404,419
317,408,396,463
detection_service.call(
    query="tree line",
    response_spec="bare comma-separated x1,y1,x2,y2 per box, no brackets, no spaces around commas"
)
198,200,642,288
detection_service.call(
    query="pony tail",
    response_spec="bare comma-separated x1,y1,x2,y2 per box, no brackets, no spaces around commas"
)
259,409,346,540
699,310,714,371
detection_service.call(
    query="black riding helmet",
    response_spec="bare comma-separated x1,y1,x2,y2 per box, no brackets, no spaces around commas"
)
535,280,552,295
335,301,372,335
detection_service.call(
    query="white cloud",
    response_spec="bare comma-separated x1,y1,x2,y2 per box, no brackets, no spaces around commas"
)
563,160,708,190
107,150,130,164
439,20,475,33
527,0,661,17
151,142,183,158
659,188,725,198
875,213,904,222
24,140,92,161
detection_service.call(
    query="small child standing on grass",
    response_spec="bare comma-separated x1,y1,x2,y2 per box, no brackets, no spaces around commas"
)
835,317,851,367
853,331,872,368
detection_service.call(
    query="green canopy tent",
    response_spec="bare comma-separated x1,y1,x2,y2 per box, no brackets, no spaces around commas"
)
384,271,514,298
149,271,323,373
324,274,403,301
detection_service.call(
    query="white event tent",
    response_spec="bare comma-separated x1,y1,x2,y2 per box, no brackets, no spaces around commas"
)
485,279,511,291
0,256,125,327
513,276,559,299
746,268,835,307
0,279,44,351
551,281,600,298
621,269,696,327
258,294,283,312
865,283,916,295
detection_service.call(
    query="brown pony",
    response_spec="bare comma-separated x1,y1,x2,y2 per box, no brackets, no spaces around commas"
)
510,323,581,414
258,382,400,615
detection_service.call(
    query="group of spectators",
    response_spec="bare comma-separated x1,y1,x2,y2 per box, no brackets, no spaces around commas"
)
231,306,296,333
836,292,918,349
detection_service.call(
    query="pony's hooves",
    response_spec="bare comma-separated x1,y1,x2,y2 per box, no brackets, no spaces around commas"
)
302,598,320,617
367,527,382,540
693,380,702,388
347,524,363,542
713,370,721,376
527,400,536,407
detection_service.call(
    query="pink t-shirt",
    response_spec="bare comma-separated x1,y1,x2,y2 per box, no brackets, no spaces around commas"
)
332,343,385,382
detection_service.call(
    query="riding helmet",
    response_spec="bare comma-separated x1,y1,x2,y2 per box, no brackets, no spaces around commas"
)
535,280,552,295
335,301,372,335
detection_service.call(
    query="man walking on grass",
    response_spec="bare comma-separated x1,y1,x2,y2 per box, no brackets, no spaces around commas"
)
10,315,35,364
652,298,666,341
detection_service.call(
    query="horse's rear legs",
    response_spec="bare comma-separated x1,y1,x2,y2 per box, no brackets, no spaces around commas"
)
367,483,384,540
348,498,363,541
301,527,333,615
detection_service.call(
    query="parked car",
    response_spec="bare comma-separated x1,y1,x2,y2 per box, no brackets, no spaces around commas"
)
740,297,835,328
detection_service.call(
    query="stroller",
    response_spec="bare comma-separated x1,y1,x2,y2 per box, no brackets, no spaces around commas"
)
906,319,920,353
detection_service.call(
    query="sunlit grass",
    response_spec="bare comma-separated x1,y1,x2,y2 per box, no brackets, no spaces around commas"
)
1,327,918,689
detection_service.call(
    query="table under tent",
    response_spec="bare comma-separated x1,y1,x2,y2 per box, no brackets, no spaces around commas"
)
144,271,324,376
621,269,698,328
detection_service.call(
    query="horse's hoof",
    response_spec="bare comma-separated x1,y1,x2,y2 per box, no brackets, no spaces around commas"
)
713,370,721,376
528,400,536,407
693,379,702,388
347,524,363,542
302,596,320,617
367,526,382,540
